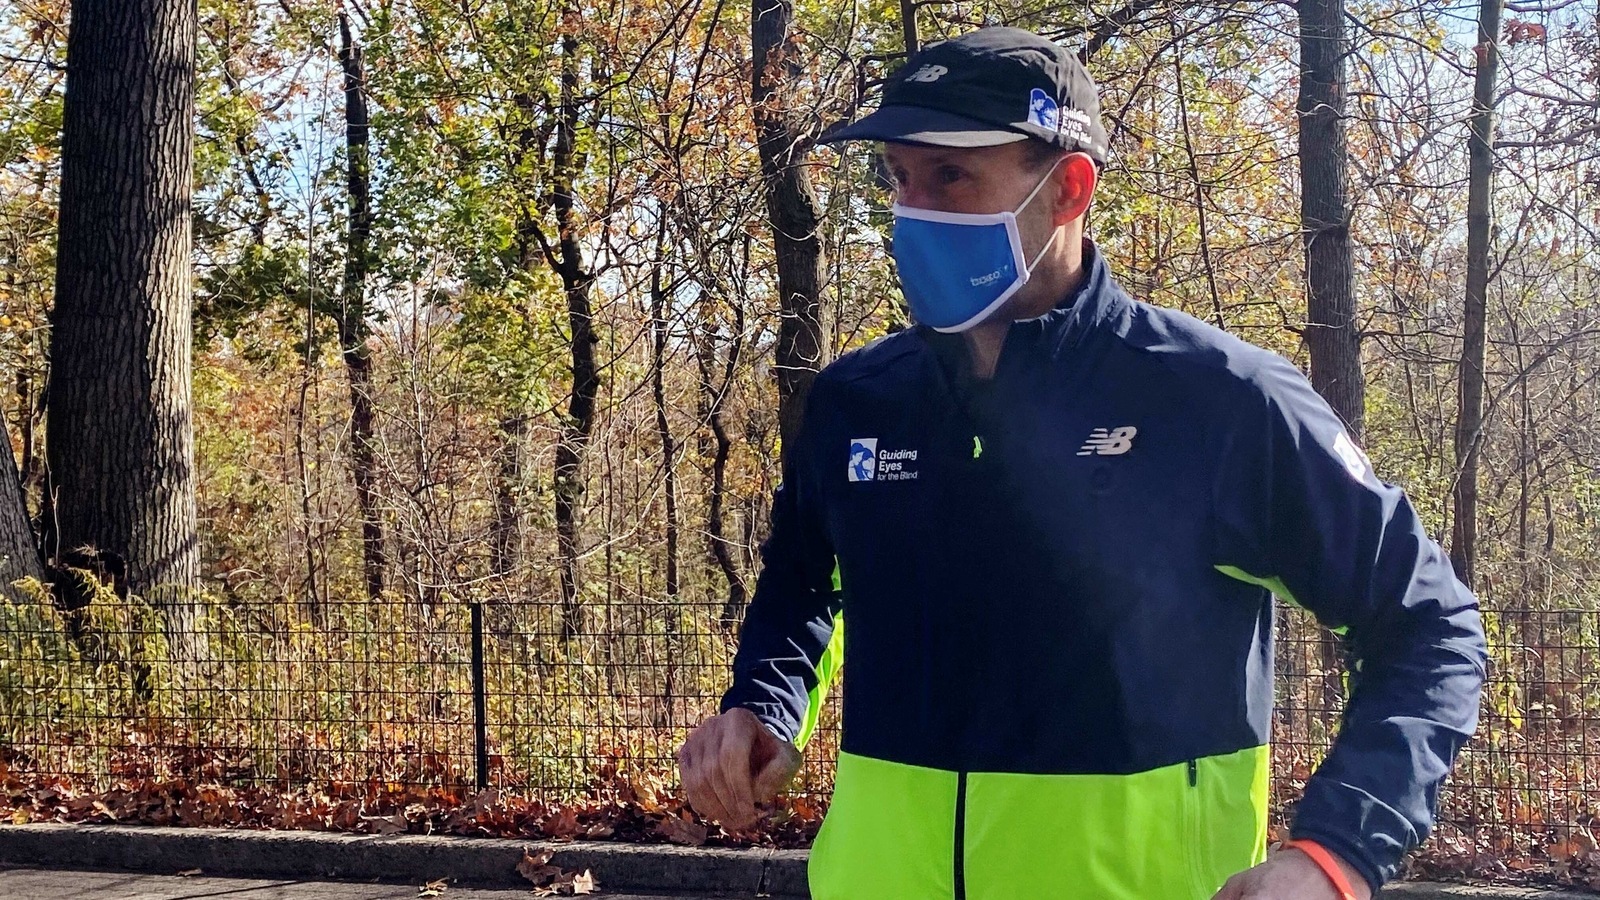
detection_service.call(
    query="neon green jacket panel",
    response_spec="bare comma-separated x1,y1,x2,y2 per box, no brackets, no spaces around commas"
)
809,747,1269,900
808,751,958,899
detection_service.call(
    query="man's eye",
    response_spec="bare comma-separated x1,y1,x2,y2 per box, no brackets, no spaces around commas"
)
937,166,964,184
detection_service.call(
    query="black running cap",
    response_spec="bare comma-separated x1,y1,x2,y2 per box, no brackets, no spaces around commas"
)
821,27,1108,162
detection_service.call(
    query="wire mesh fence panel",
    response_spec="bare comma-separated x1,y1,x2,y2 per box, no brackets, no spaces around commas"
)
1,577,1594,880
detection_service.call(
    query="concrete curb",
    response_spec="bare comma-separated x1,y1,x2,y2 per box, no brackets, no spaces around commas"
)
0,823,809,896
1385,886,1596,899
0,823,1593,898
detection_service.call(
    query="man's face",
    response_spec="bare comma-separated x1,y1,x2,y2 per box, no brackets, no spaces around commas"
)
880,142,1074,278
880,141,1050,218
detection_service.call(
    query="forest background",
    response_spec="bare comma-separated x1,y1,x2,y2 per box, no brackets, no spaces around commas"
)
1,0,1599,886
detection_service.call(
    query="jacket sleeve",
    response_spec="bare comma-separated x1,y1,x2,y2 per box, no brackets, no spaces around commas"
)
1212,355,1488,891
719,381,843,747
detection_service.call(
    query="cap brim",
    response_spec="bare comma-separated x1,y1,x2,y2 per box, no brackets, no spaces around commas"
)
818,105,1030,147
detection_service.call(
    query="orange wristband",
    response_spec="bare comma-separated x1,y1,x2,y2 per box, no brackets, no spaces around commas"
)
1281,839,1359,900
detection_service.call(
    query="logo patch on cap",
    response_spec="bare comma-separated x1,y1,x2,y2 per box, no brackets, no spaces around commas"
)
1059,107,1092,144
905,65,948,83
1026,88,1059,130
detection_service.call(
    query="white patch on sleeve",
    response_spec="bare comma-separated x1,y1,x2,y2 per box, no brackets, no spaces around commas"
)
1333,430,1374,483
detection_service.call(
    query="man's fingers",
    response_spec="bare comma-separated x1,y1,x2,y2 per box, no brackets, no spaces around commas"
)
718,724,757,818
1209,873,1247,900
679,749,712,819
681,758,712,819
752,740,799,802
700,728,750,827
680,732,729,823
677,712,781,831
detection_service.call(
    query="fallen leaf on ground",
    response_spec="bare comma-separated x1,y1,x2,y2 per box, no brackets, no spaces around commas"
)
362,813,408,835
518,848,555,881
546,806,581,839
518,848,599,894
654,812,707,847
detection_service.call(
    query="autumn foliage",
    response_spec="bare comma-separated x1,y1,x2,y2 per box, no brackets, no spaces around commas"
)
2,0,1599,892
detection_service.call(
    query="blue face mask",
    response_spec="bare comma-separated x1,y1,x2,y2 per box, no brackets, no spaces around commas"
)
890,158,1064,333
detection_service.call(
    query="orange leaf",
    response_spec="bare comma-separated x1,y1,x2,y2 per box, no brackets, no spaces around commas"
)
655,812,708,846
517,849,556,884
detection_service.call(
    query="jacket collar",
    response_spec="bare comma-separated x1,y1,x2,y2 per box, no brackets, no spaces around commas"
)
917,238,1121,372
1012,238,1118,350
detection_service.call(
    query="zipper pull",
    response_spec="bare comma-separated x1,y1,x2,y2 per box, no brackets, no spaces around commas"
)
1187,759,1198,787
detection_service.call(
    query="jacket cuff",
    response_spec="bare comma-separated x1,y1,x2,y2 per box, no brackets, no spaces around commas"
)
1287,824,1386,894
1290,771,1419,891
717,694,800,744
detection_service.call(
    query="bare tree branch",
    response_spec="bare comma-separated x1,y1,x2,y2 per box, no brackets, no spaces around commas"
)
0,53,65,71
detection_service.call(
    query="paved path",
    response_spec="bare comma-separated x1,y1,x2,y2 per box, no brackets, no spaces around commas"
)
4,865,1593,900
0,867,746,899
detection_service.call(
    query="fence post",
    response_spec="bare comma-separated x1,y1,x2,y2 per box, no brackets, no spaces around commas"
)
470,600,488,791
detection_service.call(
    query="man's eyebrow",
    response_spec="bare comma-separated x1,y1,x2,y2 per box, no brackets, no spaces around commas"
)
879,147,964,167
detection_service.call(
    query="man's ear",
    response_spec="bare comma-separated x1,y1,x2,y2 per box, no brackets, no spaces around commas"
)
1053,153,1098,226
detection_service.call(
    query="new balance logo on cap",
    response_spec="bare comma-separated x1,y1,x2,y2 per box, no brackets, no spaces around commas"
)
1078,426,1137,456
905,65,948,83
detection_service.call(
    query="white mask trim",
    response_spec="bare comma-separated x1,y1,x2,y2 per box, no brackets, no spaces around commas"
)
889,157,1066,333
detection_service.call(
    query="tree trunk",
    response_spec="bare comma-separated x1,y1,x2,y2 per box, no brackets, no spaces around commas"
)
697,311,750,629
551,30,598,642
1298,0,1361,715
44,0,200,640
752,0,827,455
899,0,919,55
494,94,545,585
337,13,386,603
0,441,43,601
650,236,681,724
649,220,680,604
16,370,40,512
1298,0,1365,438
491,414,525,578
1451,0,1502,588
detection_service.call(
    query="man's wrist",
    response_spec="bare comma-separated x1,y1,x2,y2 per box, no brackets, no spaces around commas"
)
1286,826,1385,895
1327,850,1372,900
1281,839,1370,900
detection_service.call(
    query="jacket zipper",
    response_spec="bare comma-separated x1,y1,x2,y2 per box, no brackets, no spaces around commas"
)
1185,760,1209,894
953,770,968,900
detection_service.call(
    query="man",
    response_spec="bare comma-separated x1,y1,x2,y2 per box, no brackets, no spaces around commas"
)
679,27,1486,900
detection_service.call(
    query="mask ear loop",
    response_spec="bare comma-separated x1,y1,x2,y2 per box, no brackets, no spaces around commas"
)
1024,222,1063,274
1014,154,1067,276
1015,153,1067,217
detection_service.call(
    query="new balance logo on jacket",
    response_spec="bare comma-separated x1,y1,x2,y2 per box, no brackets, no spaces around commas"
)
1077,426,1137,456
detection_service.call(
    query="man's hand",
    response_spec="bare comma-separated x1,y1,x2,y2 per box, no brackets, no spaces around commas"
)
678,708,802,831
1212,844,1373,900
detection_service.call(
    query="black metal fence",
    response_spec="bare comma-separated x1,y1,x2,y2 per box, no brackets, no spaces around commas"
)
0,573,1591,880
